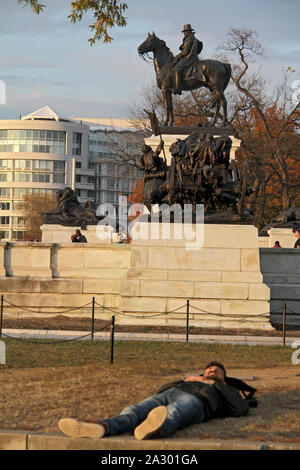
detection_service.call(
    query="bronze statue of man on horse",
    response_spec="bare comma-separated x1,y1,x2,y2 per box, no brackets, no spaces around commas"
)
138,26,231,127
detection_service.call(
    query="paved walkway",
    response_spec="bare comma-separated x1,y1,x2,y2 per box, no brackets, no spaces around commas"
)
2,328,298,345
1,428,300,450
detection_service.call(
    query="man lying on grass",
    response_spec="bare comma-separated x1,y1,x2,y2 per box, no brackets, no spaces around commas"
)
58,361,256,440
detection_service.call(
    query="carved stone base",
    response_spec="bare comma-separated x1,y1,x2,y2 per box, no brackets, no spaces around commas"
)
119,223,274,330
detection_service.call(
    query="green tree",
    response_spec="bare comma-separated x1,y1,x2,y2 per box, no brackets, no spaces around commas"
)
18,0,128,45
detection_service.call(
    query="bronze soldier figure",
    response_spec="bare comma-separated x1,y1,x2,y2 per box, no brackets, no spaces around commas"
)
139,141,167,210
172,24,203,95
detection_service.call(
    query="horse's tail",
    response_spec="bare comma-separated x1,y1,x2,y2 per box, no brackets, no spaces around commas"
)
222,63,231,92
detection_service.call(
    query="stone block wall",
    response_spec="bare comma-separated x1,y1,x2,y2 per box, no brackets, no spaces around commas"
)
0,242,131,321
2,236,297,331
260,248,300,328
118,224,273,330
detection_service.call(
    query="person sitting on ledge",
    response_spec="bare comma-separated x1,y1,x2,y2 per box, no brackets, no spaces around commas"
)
58,361,256,440
71,229,87,243
294,229,300,248
273,240,281,248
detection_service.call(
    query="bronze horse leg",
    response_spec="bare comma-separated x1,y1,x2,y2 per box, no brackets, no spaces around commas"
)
162,87,174,127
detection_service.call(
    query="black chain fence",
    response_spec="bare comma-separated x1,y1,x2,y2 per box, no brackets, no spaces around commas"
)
0,295,299,361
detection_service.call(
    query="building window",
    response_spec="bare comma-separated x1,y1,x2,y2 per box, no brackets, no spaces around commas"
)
106,193,115,203
107,163,116,176
53,160,65,171
122,180,130,191
32,160,50,170
0,159,12,169
106,178,115,190
72,133,82,156
32,173,50,183
0,129,66,154
13,188,30,198
32,188,54,195
53,174,65,184
75,175,81,183
0,231,9,239
14,173,30,182
76,161,82,169
0,202,10,210
12,217,25,227
0,216,10,225
14,160,31,169
0,173,8,182
12,231,25,240
0,188,10,197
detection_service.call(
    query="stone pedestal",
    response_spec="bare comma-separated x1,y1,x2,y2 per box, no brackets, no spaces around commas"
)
119,223,273,330
0,242,7,277
41,224,115,244
5,242,53,278
268,227,296,248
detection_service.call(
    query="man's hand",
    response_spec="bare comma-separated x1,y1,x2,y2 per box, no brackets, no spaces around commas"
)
184,376,215,384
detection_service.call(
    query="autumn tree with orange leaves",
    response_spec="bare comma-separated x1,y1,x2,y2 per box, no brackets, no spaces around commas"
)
221,29,300,227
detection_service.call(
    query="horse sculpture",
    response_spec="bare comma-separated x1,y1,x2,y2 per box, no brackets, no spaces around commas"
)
138,32,231,127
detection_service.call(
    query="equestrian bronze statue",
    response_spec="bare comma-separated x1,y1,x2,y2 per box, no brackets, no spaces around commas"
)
138,26,231,127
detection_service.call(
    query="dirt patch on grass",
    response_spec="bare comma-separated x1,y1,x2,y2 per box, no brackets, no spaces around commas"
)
3,314,300,337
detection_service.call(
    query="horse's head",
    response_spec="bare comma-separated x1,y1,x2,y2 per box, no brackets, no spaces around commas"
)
137,32,159,56
169,140,182,157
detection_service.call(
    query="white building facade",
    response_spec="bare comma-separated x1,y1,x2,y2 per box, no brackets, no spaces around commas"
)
0,109,143,240
0,107,94,240
86,122,142,207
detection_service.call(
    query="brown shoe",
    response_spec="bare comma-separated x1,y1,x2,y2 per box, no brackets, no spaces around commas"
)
134,406,168,440
58,418,106,439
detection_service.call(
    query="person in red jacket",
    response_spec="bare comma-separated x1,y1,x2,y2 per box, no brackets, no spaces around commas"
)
58,361,255,440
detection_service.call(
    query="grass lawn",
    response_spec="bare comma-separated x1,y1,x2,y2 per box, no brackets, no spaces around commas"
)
1,337,300,443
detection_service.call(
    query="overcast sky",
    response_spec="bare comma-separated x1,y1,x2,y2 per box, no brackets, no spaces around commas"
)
0,0,299,119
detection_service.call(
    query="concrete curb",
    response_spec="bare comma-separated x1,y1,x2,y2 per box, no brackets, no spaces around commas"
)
1,429,300,450
2,328,297,345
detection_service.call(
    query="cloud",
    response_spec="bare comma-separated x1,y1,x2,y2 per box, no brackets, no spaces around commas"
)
0,0,299,118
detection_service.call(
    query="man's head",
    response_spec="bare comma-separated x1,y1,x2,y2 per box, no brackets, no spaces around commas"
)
295,229,300,239
182,24,194,37
75,229,81,236
142,144,151,153
203,361,226,383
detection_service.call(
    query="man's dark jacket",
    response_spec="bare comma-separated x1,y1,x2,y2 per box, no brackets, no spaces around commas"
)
157,379,250,421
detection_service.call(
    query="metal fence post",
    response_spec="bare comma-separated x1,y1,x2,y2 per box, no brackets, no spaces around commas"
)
283,303,286,347
91,297,95,340
186,300,190,343
110,315,115,364
0,295,3,338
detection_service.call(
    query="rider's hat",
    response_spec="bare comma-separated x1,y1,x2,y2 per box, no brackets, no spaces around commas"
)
182,24,194,32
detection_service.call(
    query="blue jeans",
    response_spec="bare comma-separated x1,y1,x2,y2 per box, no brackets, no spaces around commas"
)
102,387,206,437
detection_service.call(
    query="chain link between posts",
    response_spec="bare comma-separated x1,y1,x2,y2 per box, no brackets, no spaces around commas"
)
0,295,299,348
